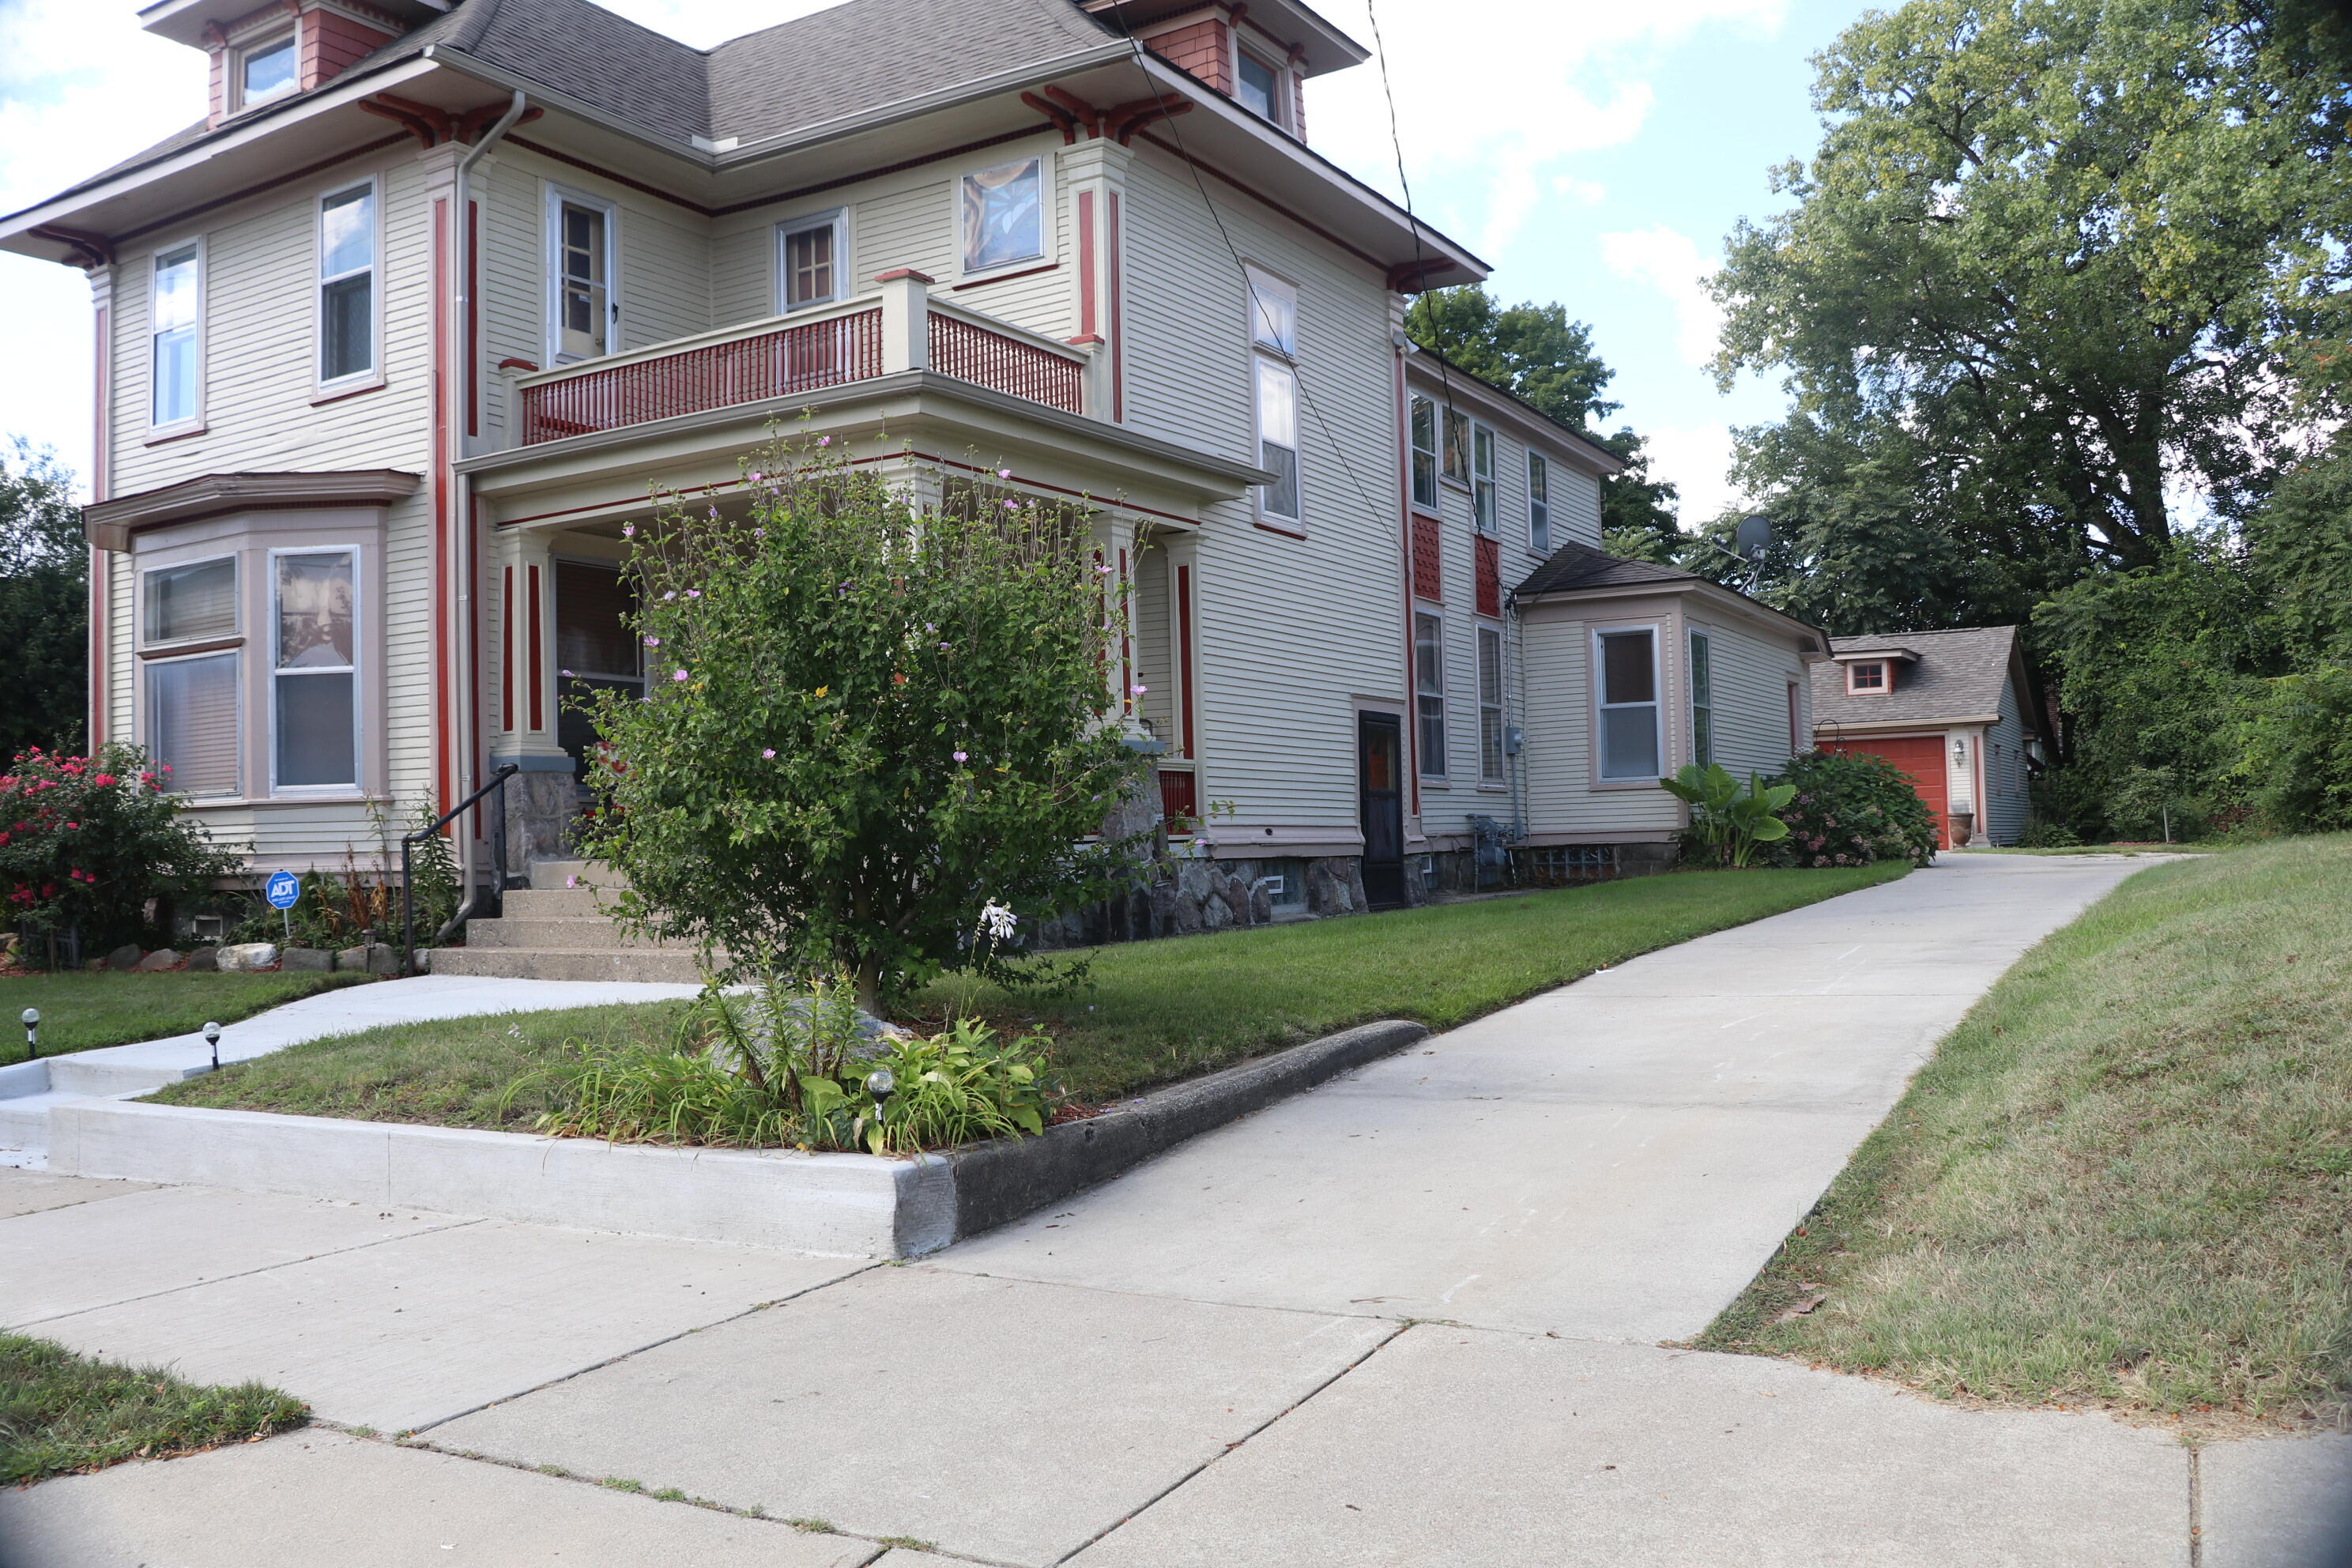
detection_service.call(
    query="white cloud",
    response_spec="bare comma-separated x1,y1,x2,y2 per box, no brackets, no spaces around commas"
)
1639,423,1745,526
1600,225,1724,368
1551,176,1608,206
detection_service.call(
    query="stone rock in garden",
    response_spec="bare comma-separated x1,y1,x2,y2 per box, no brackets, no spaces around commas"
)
366,943,401,976
334,946,370,972
134,949,182,972
105,944,145,972
410,948,432,974
281,948,334,971
184,947,219,973
215,942,279,973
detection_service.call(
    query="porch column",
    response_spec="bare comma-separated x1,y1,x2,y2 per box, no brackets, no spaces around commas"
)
876,269,932,375
490,526,568,772
1060,138,1132,424
1091,511,1146,735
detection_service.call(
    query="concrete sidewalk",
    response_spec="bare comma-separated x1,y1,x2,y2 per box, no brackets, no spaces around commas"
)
4,857,2345,1566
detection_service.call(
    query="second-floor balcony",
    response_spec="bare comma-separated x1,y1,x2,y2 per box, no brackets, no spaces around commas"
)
512,270,1091,447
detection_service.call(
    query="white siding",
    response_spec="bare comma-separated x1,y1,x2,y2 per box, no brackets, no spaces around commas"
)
1687,610,1810,782
1517,602,1683,842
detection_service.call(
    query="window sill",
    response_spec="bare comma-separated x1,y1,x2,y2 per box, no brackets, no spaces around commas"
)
951,262,1058,292
1419,775,1451,790
138,637,243,661
144,424,207,448
1253,518,1306,540
1591,777,1664,792
311,379,385,408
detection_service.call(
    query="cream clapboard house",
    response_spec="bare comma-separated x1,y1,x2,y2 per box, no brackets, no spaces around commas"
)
2,0,1826,961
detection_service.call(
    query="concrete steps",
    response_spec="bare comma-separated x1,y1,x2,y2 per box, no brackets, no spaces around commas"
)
432,859,710,984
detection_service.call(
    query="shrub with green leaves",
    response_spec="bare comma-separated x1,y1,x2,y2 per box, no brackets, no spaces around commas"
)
0,743,239,955
2237,666,2352,834
1663,763,1796,869
579,440,1155,1010
1770,748,1939,868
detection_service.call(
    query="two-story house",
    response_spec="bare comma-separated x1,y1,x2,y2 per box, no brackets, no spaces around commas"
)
2,0,1826,963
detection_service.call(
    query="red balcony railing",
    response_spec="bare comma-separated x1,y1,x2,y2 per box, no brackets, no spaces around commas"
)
929,310,1087,414
518,309,884,445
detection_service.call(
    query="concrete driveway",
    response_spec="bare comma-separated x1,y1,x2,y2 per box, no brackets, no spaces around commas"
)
3,855,2344,1567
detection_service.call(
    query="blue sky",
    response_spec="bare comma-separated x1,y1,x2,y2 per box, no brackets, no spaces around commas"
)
0,0,1871,514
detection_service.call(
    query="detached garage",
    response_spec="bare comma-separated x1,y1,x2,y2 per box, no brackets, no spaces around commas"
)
1810,626,2044,848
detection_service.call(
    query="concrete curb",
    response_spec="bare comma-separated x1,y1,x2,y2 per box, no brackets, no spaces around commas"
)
947,1018,1430,1240
40,1018,1426,1257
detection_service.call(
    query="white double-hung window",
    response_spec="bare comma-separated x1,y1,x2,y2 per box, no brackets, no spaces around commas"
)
551,193,615,363
1410,395,1438,511
1472,423,1498,535
318,183,376,386
142,558,239,797
151,244,201,428
1415,611,1446,778
273,552,359,790
1248,267,1301,524
239,33,298,109
1477,625,1506,783
1690,631,1714,767
1528,453,1551,555
1596,627,1663,781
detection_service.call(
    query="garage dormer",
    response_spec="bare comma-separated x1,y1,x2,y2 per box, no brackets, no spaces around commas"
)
1831,646,1921,695
138,0,449,126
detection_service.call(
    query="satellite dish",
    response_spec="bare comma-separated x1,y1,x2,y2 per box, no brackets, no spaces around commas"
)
1735,514,1774,563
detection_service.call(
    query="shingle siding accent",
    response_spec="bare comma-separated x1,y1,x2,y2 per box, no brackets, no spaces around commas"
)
1148,17,1234,94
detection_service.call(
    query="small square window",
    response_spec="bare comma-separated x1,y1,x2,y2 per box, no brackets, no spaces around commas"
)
1849,662,1888,692
241,36,297,106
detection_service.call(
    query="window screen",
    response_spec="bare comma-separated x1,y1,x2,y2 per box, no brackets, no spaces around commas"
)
1597,628,1660,780
148,654,239,797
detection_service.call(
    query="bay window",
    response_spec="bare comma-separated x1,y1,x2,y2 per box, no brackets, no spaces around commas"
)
1415,611,1446,777
142,557,239,797
1411,395,1438,511
151,244,201,428
1596,627,1661,781
318,183,376,386
273,552,358,790
1477,625,1505,783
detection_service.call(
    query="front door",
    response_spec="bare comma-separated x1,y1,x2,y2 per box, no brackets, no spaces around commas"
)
1359,712,1406,909
554,559,641,774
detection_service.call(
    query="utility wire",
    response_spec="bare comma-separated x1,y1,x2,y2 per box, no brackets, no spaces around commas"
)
1095,2,1389,525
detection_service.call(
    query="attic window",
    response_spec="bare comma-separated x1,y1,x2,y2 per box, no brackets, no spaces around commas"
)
1848,660,1890,694
1236,50,1287,127
240,35,298,107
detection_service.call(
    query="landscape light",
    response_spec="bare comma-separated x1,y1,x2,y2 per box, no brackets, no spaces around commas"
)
865,1066,895,1121
20,1008,37,1061
203,1021,223,1072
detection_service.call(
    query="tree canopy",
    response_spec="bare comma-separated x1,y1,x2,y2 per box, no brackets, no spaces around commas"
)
0,442,88,760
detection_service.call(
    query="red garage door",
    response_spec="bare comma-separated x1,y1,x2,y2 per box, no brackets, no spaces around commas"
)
1822,735,1951,849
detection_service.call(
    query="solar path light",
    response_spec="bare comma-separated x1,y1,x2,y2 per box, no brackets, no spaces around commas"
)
20,1008,37,1061
865,1066,895,1126
204,1021,223,1072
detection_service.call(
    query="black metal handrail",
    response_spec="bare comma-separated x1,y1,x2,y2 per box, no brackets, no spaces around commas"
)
402,763,518,975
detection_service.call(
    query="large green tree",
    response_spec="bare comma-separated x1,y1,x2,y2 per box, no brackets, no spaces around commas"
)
0,442,88,760
1404,288,1680,552
1714,0,2352,594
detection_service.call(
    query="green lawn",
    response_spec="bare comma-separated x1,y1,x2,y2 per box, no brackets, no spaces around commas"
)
1698,834,2352,1428
0,971,373,1067
153,863,1905,1127
1,1332,308,1485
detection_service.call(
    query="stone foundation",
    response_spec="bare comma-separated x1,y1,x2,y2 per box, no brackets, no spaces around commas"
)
1031,851,1373,951
500,768,580,879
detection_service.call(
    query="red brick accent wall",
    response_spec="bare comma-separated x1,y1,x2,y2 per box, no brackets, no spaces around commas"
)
304,8,395,89
1148,17,1233,95
1475,534,1501,616
1412,513,1442,601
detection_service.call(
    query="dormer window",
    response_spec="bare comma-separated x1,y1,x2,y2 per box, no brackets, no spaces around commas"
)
1236,50,1286,126
239,34,299,108
1848,660,1890,694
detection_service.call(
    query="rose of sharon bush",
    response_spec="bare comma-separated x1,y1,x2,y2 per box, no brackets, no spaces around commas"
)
1768,748,1939,869
579,444,1155,1011
0,743,239,954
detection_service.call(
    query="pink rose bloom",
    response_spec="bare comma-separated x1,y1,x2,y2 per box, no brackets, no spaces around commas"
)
762,748,776,760
673,669,689,682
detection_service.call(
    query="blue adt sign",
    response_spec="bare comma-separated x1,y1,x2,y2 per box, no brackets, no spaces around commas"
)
264,871,300,911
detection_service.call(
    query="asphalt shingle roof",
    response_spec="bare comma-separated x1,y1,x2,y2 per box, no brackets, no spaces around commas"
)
50,0,1129,205
1811,625,2027,730
1513,541,1702,597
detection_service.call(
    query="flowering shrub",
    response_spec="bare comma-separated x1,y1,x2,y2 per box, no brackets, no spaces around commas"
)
0,743,239,955
1768,748,1939,869
579,437,1155,1009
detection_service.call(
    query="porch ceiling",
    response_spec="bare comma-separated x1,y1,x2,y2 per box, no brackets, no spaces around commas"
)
460,368,1272,533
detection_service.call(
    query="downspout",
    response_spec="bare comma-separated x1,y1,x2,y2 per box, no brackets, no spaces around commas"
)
448,90,529,907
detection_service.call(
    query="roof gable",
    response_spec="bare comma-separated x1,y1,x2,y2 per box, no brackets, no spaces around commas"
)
1811,625,2029,729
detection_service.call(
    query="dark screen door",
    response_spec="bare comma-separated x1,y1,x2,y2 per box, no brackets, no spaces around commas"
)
1359,712,1406,909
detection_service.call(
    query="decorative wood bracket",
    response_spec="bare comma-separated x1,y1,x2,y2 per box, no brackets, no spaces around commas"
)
30,224,115,271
